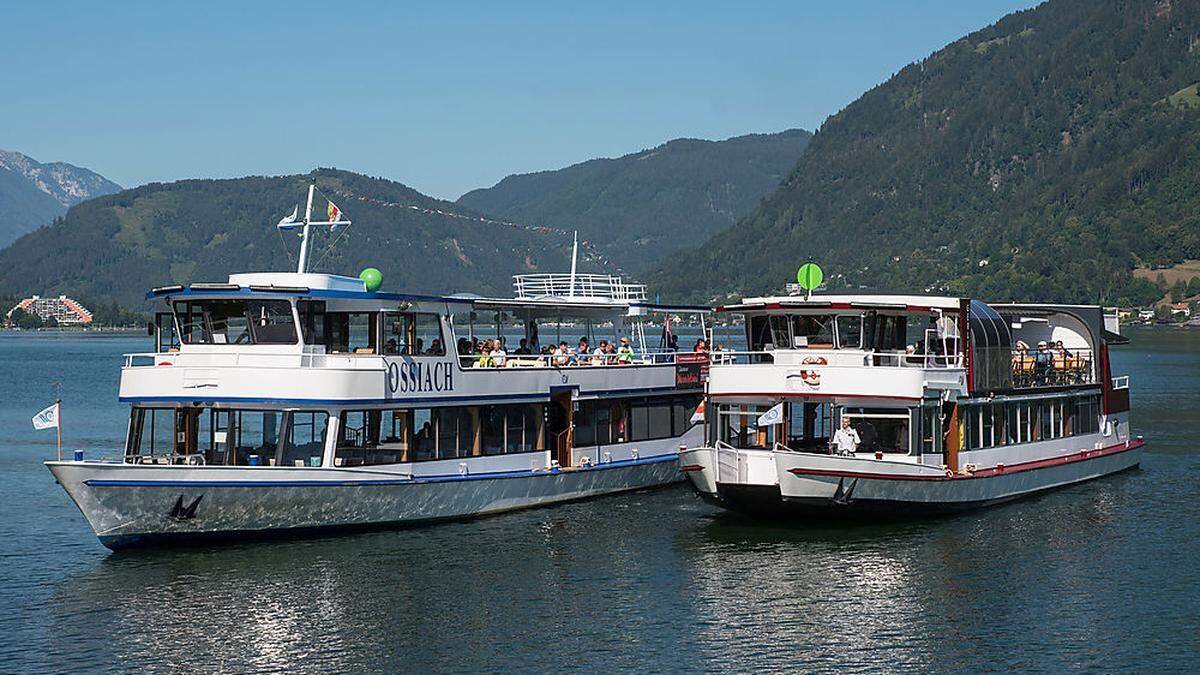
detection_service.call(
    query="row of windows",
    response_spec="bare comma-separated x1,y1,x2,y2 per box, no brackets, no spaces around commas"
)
335,405,541,466
960,395,1101,451
712,402,835,450
127,408,325,467
297,301,445,355
573,395,701,447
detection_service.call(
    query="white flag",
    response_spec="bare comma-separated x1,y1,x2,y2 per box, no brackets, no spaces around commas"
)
276,205,299,228
757,402,784,427
32,402,60,430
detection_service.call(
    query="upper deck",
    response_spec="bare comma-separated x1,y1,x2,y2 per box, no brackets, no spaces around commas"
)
707,292,1113,404
124,271,709,407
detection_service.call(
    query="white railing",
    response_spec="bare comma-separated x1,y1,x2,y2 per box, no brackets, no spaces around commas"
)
457,350,683,369
1011,348,1095,387
512,273,647,301
707,350,964,369
1111,375,1130,390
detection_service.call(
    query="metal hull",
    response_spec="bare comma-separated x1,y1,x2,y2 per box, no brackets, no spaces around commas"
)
48,456,681,549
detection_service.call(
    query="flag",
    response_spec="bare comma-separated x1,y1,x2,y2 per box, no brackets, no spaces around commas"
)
327,199,342,222
690,400,706,424
757,402,784,427
32,402,59,430
276,204,298,227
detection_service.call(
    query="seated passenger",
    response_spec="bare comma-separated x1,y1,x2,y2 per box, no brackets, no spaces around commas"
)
593,339,609,364
553,342,571,367
693,338,708,353
515,338,532,355
385,338,399,355
571,338,590,365
426,339,443,355
476,339,495,368
617,337,634,364
493,338,508,367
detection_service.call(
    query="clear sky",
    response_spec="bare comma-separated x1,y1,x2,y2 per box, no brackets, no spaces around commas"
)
3,0,1036,200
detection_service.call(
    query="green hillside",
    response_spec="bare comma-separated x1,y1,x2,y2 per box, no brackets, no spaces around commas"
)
457,130,811,273
650,0,1200,306
0,169,581,308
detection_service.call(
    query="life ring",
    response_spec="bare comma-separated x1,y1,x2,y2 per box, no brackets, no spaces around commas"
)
799,356,827,386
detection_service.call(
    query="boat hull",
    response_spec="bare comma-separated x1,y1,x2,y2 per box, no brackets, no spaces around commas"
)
48,456,681,549
683,440,1144,520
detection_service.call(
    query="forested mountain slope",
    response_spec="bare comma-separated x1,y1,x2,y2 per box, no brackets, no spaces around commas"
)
458,130,811,272
0,169,578,308
651,0,1200,306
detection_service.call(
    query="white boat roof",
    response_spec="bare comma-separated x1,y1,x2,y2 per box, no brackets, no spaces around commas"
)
721,293,964,312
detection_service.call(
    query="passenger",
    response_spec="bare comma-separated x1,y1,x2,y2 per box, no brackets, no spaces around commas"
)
1034,340,1052,383
605,341,617,363
476,339,495,368
415,338,424,355
427,339,442,356
385,338,398,355
572,338,590,365
593,339,609,364
553,341,571,367
617,337,634,364
667,334,679,351
515,338,531,355
1054,340,1072,359
492,339,508,367
693,338,708,353
832,416,861,456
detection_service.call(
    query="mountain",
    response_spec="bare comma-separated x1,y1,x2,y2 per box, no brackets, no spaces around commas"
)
457,130,811,273
0,150,121,247
0,169,581,309
650,0,1200,307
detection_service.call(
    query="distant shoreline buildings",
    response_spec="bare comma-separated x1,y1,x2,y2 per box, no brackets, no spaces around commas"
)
6,294,93,325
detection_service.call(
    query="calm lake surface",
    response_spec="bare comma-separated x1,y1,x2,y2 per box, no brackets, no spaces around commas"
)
0,328,1196,672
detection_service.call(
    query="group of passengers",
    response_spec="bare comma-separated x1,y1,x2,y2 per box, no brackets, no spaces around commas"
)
1014,339,1077,382
458,336,638,367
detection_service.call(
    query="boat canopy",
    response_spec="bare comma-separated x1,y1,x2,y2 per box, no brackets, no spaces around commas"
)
968,300,1013,391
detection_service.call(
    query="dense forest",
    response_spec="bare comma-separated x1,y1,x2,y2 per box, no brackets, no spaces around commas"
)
0,169,581,308
650,0,1200,306
458,130,811,273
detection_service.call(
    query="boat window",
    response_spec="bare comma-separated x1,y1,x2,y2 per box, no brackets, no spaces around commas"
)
174,299,298,345
863,313,909,352
791,315,835,348
284,412,328,467
297,300,326,345
747,315,773,351
154,312,179,352
840,407,911,454
955,394,1099,451
382,312,445,356
433,407,474,459
714,404,777,449
786,401,832,449
836,315,862,349
326,312,378,354
125,408,175,457
226,410,283,465
919,404,942,455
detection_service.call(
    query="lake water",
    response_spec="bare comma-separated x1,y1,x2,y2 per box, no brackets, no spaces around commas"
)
0,329,1196,672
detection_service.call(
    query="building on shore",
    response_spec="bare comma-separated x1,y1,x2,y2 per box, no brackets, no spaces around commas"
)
6,295,93,325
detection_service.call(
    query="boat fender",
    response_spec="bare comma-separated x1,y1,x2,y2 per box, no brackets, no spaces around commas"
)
944,468,954,478
996,463,1004,473
963,463,977,474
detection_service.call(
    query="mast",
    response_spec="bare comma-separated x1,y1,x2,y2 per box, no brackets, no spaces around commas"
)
568,230,579,298
296,183,316,274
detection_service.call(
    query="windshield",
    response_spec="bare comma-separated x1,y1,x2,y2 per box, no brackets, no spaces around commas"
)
174,299,298,345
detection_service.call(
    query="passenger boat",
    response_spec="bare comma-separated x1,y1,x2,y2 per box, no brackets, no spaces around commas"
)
681,291,1144,518
46,186,708,548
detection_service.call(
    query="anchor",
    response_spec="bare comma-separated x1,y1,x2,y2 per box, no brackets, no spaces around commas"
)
168,494,204,521
831,477,858,506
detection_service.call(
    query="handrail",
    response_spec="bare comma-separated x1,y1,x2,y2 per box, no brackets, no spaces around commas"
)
1011,348,1096,387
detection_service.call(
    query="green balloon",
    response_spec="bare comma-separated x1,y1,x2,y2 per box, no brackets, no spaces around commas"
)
360,267,383,292
796,262,824,290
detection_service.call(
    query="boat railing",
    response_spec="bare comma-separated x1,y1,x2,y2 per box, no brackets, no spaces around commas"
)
512,273,647,301
1011,348,1095,387
457,350,681,369
706,350,965,369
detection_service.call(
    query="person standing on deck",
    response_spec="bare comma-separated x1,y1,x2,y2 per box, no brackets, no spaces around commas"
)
832,416,861,456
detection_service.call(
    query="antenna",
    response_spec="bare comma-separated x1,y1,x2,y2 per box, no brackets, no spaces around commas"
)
296,183,316,274
568,230,579,298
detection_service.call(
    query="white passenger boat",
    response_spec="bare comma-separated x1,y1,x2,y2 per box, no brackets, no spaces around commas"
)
47,187,708,548
681,291,1145,518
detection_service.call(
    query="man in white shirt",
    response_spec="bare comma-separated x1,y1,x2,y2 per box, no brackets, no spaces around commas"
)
832,416,861,456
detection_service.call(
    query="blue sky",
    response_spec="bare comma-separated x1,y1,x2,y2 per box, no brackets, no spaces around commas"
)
2,1,1036,200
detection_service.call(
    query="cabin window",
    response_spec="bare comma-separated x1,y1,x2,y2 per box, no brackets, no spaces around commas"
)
174,299,298,345
836,315,863,349
225,410,283,465
434,407,474,459
326,312,378,354
840,408,911,454
154,312,179,352
125,408,175,457
786,401,832,449
919,404,941,455
791,315,835,348
863,313,909,351
747,316,773,351
715,404,778,449
382,312,445,356
297,300,326,345
284,412,329,467
479,404,542,456
336,409,402,466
